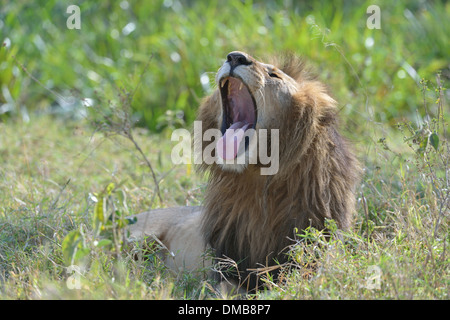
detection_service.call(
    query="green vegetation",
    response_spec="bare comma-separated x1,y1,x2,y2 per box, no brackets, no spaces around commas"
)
0,1,448,299
1,1,449,129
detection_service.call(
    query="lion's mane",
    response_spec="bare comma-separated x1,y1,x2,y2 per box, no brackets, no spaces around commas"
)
196,54,360,288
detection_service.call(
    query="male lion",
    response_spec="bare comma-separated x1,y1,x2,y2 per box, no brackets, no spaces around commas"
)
128,51,360,291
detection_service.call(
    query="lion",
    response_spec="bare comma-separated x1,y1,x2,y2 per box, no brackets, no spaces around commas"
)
128,51,360,291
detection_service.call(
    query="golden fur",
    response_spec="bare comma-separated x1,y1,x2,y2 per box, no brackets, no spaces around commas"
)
129,51,360,290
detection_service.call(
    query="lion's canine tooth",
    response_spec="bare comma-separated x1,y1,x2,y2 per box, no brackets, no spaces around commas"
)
239,82,243,91
221,80,225,88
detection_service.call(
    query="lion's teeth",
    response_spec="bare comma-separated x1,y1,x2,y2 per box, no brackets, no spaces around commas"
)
221,80,225,88
239,83,243,90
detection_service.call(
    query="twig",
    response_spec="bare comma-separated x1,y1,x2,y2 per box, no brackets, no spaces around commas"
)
129,54,154,102
50,179,71,210
12,55,68,103
361,191,370,242
125,129,163,204
115,53,163,204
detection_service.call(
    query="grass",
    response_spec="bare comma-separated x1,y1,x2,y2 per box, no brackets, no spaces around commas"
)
0,115,207,299
1,1,449,129
0,0,449,299
0,77,447,299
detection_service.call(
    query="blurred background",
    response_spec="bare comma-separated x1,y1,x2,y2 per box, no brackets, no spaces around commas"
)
0,0,448,132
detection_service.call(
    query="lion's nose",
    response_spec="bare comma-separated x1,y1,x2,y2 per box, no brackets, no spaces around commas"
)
227,52,252,68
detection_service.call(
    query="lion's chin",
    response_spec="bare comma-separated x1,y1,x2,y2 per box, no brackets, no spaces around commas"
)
216,143,250,173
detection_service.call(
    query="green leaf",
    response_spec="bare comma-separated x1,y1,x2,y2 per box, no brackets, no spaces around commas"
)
418,137,428,156
93,196,105,234
429,132,439,151
126,216,137,225
116,213,131,229
115,188,129,215
95,239,113,248
61,230,83,266
74,247,90,262
106,182,115,195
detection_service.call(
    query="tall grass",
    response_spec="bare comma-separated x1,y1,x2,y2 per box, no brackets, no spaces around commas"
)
1,1,448,130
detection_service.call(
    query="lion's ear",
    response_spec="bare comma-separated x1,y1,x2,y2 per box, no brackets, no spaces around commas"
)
309,83,338,127
316,89,339,127
268,52,313,82
292,81,338,130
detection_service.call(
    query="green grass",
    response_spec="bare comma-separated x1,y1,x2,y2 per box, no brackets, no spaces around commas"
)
0,79,447,299
1,1,449,129
0,116,207,299
0,0,449,299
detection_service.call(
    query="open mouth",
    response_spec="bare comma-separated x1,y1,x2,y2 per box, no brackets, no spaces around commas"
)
217,76,257,161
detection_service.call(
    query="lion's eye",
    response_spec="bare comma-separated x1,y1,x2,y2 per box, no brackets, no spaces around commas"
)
268,72,281,79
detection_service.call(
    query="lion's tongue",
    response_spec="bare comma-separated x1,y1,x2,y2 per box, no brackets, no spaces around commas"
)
217,122,251,160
